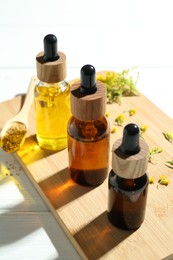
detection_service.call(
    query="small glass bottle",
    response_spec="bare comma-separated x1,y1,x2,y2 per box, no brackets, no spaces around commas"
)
34,34,71,151
107,123,149,230
67,64,110,186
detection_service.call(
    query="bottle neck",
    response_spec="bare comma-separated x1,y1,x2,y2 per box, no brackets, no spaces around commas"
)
37,79,67,86
71,115,107,123
36,80,69,92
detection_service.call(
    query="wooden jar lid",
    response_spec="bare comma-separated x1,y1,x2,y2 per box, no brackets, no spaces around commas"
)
112,138,149,179
36,51,66,83
70,80,106,121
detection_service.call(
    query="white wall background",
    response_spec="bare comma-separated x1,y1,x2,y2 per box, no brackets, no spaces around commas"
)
0,0,173,118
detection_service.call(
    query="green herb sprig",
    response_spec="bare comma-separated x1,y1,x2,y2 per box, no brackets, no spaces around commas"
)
165,159,173,169
163,132,173,143
148,147,163,163
97,68,139,104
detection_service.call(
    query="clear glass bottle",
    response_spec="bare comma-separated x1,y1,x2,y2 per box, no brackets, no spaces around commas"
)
107,123,149,230
35,34,71,151
68,65,110,186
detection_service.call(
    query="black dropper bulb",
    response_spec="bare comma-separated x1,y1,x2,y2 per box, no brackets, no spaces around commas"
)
43,34,59,62
121,123,141,155
80,64,97,94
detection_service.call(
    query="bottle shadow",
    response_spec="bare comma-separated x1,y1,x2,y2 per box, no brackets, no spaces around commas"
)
24,165,135,259
74,211,135,260
16,136,98,209
38,167,96,209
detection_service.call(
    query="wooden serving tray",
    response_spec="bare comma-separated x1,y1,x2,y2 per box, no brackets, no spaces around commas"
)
0,73,173,260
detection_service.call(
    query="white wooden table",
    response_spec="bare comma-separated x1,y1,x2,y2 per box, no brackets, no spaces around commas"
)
0,149,81,259
0,0,173,259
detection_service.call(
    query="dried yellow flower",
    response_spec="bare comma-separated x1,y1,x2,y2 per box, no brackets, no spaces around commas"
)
115,114,126,126
105,112,110,117
128,108,137,116
149,176,155,184
140,125,148,136
111,127,117,134
158,175,170,186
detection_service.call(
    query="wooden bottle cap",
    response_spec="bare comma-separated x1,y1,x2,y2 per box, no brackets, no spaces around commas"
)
36,51,66,83
112,138,149,179
70,80,106,121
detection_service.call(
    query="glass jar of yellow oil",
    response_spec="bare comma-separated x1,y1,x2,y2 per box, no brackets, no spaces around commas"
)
35,34,71,151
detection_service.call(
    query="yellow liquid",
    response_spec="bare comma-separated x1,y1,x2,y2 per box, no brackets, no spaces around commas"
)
34,81,71,151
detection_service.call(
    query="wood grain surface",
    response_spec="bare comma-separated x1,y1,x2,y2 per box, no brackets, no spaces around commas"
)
0,73,173,260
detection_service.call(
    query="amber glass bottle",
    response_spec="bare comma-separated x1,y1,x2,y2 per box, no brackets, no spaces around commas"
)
68,65,110,186
35,34,71,151
107,123,149,230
